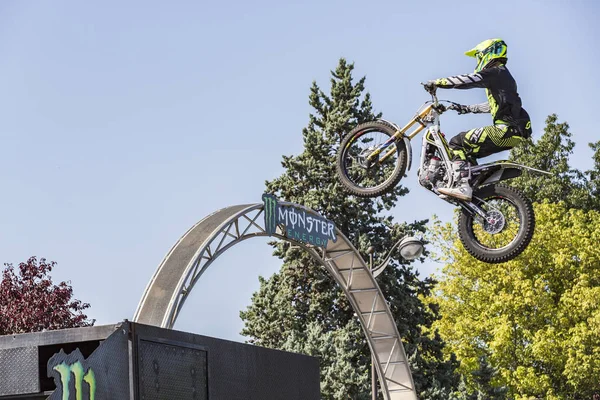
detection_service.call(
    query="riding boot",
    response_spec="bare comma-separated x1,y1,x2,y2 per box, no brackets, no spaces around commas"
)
438,161,473,201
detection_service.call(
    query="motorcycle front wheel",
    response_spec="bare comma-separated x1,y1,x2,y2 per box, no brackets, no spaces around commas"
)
336,121,407,198
458,184,535,264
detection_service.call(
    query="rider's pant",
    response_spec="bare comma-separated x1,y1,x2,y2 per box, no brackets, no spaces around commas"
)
449,123,525,162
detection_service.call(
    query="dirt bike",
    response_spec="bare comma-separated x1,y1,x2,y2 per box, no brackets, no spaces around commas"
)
335,85,551,264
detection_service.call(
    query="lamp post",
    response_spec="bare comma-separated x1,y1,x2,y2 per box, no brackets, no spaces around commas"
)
367,235,424,400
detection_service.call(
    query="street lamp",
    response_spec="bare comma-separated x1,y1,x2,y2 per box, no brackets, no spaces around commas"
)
370,235,424,278
398,236,425,261
366,234,424,400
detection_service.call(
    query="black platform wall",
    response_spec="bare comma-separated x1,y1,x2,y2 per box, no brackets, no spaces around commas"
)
0,321,320,400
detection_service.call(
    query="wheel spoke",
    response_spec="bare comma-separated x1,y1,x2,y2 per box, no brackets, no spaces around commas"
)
471,195,522,251
341,127,402,191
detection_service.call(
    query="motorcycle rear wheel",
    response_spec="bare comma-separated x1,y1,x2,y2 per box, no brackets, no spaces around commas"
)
458,184,535,264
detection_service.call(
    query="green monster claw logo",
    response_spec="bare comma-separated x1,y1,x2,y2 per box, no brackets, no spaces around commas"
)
262,193,337,248
262,193,278,236
48,349,96,400
54,362,96,400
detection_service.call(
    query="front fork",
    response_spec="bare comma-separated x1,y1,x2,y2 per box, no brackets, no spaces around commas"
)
366,105,433,164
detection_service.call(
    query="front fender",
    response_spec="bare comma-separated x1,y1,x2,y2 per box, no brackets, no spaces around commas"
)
403,136,413,172
376,118,413,172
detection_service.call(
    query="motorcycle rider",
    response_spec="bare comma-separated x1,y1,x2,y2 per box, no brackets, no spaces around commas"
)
424,38,532,201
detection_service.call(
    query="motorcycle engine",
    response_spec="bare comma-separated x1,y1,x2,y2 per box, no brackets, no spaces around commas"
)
418,150,447,190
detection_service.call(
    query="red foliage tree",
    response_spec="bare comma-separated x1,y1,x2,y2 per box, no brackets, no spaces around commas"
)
0,256,94,335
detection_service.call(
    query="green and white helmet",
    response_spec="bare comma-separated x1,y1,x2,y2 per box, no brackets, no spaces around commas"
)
465,38,508,73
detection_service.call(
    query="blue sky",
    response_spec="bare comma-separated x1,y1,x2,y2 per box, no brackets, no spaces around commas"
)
1,0,598,341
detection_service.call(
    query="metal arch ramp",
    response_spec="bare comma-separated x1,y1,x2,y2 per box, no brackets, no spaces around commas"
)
133,202,418,400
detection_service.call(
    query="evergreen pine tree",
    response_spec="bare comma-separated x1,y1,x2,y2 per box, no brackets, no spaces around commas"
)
240,59,458,399
584,140,600,208
468,356,508,400
508,114,590,209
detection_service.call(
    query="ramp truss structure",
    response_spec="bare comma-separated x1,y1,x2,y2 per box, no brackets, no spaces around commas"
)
134,203,417,400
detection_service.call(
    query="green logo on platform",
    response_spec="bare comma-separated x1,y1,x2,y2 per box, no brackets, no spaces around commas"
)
262,193,337,248
54,362,96,400
49,350,96,400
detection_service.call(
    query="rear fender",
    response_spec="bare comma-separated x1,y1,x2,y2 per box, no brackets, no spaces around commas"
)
472,160,553,175
473,160,552,186
479,167,522,186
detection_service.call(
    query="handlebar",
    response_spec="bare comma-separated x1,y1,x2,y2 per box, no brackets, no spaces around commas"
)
418,83,466,118
432,102,462,115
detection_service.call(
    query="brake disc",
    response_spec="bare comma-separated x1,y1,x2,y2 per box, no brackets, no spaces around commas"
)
483,209,505,234
357,147,376,169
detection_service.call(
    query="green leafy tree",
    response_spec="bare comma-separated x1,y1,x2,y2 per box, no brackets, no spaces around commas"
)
429,115,600,399
240,59,458,399
430,203,600,399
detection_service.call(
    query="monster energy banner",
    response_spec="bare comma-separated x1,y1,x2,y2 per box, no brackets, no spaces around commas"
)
262,193,337,248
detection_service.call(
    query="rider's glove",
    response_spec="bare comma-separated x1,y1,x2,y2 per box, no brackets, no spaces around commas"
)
423,81,436,93
456,104,471,115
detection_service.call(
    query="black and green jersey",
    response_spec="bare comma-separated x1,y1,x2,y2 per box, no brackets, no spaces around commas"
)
434,65,531,137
